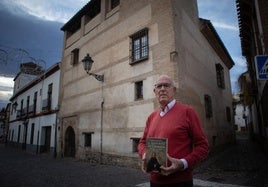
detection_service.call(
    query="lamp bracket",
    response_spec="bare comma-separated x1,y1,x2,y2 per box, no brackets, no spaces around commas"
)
87,72,104,82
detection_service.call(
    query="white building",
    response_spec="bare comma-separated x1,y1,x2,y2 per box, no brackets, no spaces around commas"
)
234,103,249,131
8,62,60,156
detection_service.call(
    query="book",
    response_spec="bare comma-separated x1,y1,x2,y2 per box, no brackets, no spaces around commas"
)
145,138,168,173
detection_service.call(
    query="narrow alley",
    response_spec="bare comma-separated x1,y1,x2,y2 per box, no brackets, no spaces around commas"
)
194,132,268,186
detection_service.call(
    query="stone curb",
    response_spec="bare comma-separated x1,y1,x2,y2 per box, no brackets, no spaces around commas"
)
136,179,251,187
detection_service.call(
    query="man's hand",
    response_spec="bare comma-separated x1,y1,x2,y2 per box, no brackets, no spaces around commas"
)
141,153,148,174
160,154,184,176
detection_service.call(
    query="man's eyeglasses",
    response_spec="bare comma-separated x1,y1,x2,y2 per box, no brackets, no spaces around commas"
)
154,83,172,89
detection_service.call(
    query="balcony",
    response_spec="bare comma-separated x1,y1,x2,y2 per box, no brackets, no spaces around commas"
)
16,110,21,119
42,99,51,112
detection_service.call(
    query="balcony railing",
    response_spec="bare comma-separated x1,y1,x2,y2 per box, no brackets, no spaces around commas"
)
42,99,51,111
16,110,21,119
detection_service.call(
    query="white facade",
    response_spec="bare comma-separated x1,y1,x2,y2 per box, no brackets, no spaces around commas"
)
235,104,250,131
8,63,60,156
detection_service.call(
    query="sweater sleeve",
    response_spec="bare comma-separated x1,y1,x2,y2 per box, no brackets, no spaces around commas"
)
184,107,209,168
138,117,150,158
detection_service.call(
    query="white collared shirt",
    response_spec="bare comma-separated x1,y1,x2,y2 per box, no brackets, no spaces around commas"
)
160,99,176,117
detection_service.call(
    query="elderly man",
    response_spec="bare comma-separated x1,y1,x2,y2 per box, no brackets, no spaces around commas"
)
138,75,209,187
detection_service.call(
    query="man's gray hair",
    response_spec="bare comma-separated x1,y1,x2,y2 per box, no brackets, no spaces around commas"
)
156,75,176,87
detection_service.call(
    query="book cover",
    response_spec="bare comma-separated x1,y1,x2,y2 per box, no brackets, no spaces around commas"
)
145,138,167,173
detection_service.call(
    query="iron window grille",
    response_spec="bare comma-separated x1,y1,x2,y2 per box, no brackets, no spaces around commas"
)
130,28,149,64
216,63,225,89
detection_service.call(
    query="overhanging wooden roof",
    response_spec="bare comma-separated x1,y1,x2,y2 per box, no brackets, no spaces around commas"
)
236,0,268,57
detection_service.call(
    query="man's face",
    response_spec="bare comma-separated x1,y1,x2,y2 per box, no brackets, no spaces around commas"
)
154,76,176,107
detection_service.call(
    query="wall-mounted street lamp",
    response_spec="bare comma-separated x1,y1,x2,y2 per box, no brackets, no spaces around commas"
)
81,53,104,163
81,53,104,82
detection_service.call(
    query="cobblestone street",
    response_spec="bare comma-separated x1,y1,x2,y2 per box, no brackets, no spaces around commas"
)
0,132,267,187
0,144,148,187
194,132,268,187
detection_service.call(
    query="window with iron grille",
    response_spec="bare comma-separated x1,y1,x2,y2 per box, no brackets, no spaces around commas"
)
216,63,225,89
135,81,143,100
204,94,213,118
130,28,149,64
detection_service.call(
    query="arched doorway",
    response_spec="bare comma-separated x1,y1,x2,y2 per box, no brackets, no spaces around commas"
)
64,126,75,157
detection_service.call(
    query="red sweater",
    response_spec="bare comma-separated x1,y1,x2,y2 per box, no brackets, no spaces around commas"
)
138,102,209,184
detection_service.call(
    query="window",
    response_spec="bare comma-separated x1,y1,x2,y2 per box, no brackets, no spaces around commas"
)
216,63,225,89
226,107,231,122
130,28,149,64
17,125,21,143
84,132,93,147
71,48,79,65
47,83,53,110
20,99,24,117
33,92,37,114
135,81,143,100
85,0,101,24
130,137,140,153
204,94,213,118
30,123,35,144
12,102,18,115
26,96,30,114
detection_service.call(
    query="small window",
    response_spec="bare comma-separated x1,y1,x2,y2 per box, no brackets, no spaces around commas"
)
204,94,213,118
130,137,140,153
71,48,79,65
226,106,231,122
135,81,143,100
84,132,93,147
216,63,225,89
130,28,149,64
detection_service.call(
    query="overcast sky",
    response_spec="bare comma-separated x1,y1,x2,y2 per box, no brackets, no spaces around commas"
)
0,0,247,109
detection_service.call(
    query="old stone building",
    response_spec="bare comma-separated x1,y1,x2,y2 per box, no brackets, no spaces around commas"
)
58,0,234,166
